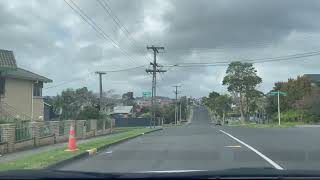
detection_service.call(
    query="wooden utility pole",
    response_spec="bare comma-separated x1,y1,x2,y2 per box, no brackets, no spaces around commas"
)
95,71,106,111
173,85,181,125
146,46,166,128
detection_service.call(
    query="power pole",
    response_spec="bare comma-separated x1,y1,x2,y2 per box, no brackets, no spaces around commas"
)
173,85,181,125
95,71,106,111
146,46,166,128
277,90,281,126
179,100,182,124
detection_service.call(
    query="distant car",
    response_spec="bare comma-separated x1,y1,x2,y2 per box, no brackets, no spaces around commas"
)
215,121,222,126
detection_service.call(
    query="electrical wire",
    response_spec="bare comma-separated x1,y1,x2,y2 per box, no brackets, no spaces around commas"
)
64,0,143,66
44,65,147,89
161,49,320,67
96,0,151,63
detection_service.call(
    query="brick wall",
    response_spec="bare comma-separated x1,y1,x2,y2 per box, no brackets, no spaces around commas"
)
39,136,54,146
56,135,68,143
0,118,116,154
14,139,34,151
0,143,8,154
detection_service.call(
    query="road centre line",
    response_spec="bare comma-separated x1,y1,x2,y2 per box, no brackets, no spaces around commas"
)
219,129,284,170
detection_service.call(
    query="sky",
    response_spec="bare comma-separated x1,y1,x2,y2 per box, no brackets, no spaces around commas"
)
1,0,320,99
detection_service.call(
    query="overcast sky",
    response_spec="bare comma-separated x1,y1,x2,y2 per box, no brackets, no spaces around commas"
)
1,0,320,98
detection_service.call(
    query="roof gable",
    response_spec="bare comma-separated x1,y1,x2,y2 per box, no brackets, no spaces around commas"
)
0,49,17,71
3,68,52,83
112,106,133,114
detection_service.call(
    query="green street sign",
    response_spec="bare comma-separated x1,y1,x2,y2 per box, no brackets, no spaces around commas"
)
279,92,287,96
143,91,152,97
269,91,287,96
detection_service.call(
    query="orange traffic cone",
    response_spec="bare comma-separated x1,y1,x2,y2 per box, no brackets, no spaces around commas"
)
65,122,78,152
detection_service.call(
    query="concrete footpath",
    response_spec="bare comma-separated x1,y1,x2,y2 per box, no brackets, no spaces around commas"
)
0,130,125,162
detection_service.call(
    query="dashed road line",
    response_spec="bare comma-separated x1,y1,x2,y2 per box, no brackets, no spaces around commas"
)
105,151,113,154
224,145,241,148
219,129,284,170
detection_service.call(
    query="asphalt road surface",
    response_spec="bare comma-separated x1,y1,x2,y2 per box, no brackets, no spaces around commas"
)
58,106,320,173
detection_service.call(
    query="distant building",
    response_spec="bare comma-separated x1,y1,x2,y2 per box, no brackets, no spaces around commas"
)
304,74,320,87
135,96,174,107
135,96,151,107
110,105,133,118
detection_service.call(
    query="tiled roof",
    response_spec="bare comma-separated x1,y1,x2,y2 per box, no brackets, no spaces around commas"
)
0,49,17,70
112,106,133,114
4,68,52,83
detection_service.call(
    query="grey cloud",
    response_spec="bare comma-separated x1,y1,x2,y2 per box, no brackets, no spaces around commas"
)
160,0,320,50
0,0,320,98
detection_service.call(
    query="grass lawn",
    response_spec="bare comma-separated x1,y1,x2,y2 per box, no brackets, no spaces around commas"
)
228,121,306,128
0,128,159,171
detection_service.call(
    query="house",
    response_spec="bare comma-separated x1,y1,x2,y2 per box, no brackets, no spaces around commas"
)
0,49,52,121
135,97,152,107
304,74,320,87
135,96,174,107
110,105,133,118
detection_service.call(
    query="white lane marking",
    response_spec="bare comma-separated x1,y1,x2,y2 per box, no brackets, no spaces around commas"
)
105,151,113,154
219,129,284,170
139,170,206,173
224,145,241,148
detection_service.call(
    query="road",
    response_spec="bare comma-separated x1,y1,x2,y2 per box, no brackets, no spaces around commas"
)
58,106,320,172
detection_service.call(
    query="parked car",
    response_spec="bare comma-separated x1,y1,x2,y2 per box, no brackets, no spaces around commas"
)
215,121,222,126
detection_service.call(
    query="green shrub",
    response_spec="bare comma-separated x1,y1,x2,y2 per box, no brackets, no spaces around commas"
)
77,106,102,120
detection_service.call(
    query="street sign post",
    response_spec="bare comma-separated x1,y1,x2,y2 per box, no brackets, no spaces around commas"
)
142,91,152,97
269,90,287,126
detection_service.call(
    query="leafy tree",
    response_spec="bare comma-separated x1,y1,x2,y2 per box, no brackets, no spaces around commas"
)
222,61,262,121
204,91,220,110
267,76,312,116
245,89,264,117
295,87,320,122
203,91,232,123
159,104,176,124
50,87,99,120
214,94,232,123
180,96,188,120
77,106,101,120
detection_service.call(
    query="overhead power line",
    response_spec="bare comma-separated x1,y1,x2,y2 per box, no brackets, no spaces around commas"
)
96,0,151,63
161,50,320,67
44,65,147,90
64,0,143,66
103,65,147,72
164,36,317,54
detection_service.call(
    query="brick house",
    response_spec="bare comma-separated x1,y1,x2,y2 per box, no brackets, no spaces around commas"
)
0,49,52,121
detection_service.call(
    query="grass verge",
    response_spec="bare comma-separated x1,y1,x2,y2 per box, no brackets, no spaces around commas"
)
228,121,306,128
0,128,159,171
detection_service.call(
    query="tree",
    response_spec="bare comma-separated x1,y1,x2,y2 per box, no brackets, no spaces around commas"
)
77,106,101,120
203,91,232,123
50,87,100,120
266,76,312,116
294,87,320,122
214,94,232,123
222,61,262,121
204,91,220,110
245,89,264,117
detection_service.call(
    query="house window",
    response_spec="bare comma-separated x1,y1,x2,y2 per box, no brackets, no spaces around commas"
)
0,76,5,95
33,82,43,97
